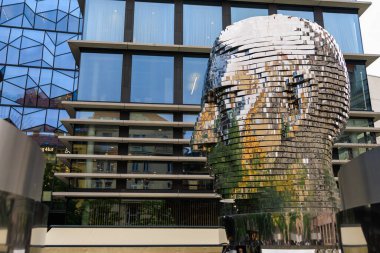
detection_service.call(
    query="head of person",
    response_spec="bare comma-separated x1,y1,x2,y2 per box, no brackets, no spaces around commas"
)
192,15,350,212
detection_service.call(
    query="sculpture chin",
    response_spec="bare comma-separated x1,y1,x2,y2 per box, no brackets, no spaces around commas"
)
192,15,350,248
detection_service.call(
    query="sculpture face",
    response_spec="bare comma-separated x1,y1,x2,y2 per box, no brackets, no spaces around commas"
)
192,15,350,213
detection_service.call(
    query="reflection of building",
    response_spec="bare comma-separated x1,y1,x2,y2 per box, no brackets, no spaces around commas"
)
193,15,349,248
0,0,380,251
338,147,380,253
0,0,82,222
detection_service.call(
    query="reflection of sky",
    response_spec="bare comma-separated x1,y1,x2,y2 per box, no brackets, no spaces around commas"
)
361,1,380,76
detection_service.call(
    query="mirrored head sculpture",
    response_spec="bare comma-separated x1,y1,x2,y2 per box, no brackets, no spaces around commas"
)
192,15,350,247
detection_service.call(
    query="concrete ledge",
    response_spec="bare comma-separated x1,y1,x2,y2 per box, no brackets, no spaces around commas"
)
43,227,227,247
33,246,222,253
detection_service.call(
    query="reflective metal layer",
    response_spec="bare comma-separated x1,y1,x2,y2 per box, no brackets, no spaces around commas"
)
0,120,45,201
192,15,350,247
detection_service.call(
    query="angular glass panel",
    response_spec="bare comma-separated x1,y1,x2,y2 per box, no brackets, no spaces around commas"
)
0,4,24,24
21,109,46,130
347,63,371,111
183,57,208,104
19,45,43,65
133,1,174,44
78,53,123,102
0,106,10,119
323,11,363,53
231,6,268,23
278,7,314,21
83,0,125,42
183,4,222,46
131,55,173,103
2,82,24,103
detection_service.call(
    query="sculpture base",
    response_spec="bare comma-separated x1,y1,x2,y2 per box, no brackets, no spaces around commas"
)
220,211,340,252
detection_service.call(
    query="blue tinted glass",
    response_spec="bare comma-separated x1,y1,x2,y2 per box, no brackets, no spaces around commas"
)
83,0,125,42
348,64,371,111
323,12,363,53
183,4,222,46
231,7,268,23
134,2,174,44
131,55,173,104
78,53,123,102
183,57,208,104
278,8,314,21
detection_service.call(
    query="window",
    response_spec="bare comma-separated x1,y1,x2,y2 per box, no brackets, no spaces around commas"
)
347,63,371,111
183,57,208,104
278,7,314,21
323,11,363,53
78,53,123,102
74,125,119,137
131,55,174,103
130,112,173,122
231,6,268,24
134,1,174,44
76,111,120,120
183,4,222,46
129,127,173,139
83,0,125,42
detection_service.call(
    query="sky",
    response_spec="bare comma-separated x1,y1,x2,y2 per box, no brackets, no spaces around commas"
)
360,0,380,77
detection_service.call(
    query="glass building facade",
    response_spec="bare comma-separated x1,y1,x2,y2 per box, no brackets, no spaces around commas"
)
0,0,378,233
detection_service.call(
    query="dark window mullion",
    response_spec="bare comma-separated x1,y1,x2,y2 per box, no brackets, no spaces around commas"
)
174,0,183,45
125,0,135,42
121,53,132,103
222,0,231,29
268,4,277,15
314,7,324,27
174,55,183,105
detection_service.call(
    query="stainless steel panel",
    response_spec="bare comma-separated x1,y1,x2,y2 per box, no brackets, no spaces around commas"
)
0,120,45,201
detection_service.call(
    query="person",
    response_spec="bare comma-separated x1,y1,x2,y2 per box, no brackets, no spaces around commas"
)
247,231,262,253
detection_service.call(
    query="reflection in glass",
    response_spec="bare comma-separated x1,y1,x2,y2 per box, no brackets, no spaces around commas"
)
183,57,208,104
183,4,222,46
347,63,371,111
74,125,119,137
129,127,173,139
131,55,173,103
70,178,116,189
66,199,218,226
183,146,203,157
231,6,268,23
127,179,172,190
182,163,208,174
183,114,198,123
129,144,173,156
134,1,174,44
130,112,173,122
323,12,363,53
127,162,173,174
72,143,118,155
71,160,117,173
83,0,125,41
78,53,123,102
76,111,120,120
278,7,314,21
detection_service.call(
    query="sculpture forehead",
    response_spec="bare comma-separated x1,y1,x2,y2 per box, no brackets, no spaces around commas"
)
204,15,345,93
